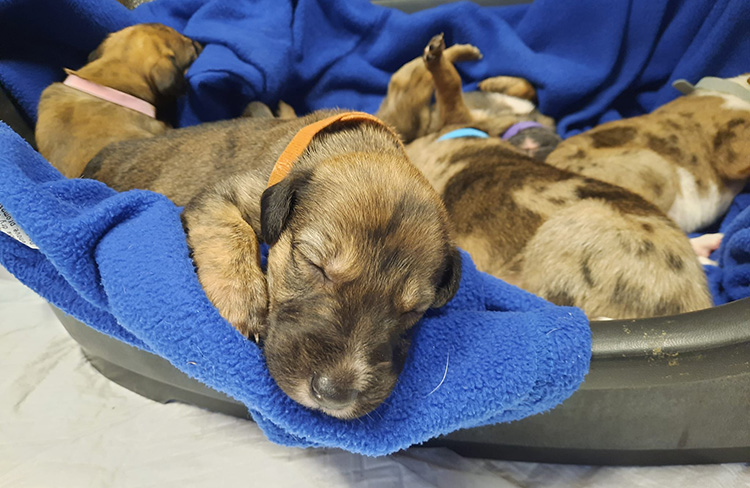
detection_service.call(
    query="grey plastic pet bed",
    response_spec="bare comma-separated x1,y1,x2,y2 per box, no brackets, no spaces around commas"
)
1,0,749,464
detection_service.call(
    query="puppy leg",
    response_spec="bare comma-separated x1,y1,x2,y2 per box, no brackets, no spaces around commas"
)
690,233,723,266
182,197,268,341
276,101,297,119
241,100,297,120
376,39,481,142
242,101,275,118
423,34,475,128
479,76,537,102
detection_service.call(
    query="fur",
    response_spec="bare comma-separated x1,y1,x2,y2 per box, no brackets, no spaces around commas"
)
35,23,201,178
545,74,750,233
376,34,712,319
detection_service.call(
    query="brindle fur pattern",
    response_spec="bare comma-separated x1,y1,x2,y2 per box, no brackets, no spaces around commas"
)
85,110,461,419
377,34,711,319
546,75,750,232
36,23,201,178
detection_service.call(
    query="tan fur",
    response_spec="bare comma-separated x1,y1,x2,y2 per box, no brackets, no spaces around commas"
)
479,76,537,101
182,196,267,338
375,43,484,142
378,34,712,319
35,23,201,178
376,39,556,160
84,110,461,419
546,76,750,232
515,202,707,319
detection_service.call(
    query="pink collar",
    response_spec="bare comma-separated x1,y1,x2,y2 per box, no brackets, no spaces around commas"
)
63,74,156,118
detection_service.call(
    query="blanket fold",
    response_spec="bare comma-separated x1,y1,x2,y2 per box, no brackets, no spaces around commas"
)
2,0,749,454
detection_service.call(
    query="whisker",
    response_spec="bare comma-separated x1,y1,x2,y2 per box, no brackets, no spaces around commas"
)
426,351,450,396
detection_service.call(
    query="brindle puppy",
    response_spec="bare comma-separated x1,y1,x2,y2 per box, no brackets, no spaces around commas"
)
36,23,201,178
376,34,712,319
545,75,750,233
84,111,461,419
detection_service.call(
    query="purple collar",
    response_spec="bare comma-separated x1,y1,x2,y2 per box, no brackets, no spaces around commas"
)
501,121,545,140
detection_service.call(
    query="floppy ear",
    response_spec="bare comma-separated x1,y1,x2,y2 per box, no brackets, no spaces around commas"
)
148,56,187,99
260,171,311,246
432,246,462,308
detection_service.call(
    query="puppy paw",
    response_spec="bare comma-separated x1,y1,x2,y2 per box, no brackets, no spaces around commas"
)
276,100,297,119
479,76,537,101
445,44,483,63
698,256,719,267
234,316,268,344
204,269,269,342
690,233,723,259
423,33,446,63
242,101,274,119
183,186,270,344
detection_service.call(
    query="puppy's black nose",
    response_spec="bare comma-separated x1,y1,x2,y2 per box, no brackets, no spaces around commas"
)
310,374,358,411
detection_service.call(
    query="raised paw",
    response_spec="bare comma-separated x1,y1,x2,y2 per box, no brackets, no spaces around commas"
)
423,33,446,64
445,43,483,63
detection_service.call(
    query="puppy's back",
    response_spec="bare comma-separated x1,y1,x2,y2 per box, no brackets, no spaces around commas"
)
84,111,341,206
517,198,712,318
414,137,712,319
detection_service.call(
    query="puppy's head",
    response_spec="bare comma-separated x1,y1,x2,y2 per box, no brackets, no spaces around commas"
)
84,23,202,103
260,153,461,419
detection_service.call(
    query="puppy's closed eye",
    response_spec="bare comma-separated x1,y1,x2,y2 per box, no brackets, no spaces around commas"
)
298,251,332,284
373,343,393,364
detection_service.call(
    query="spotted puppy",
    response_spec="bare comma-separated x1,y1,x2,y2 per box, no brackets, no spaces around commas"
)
376,34,712,319
36,23,201,178
546,75,750,233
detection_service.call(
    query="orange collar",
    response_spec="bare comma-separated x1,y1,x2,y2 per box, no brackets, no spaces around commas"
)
267,111,405,188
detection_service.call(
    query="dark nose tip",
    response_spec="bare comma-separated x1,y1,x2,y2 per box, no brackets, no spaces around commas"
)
310,374,358,411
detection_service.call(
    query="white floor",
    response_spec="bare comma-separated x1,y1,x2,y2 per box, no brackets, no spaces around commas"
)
1,266,747,488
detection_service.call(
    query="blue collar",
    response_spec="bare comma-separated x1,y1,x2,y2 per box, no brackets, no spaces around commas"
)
438,122,548,142
437,128,490,141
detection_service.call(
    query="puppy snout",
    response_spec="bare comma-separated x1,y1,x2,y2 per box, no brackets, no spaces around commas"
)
310,374,359,411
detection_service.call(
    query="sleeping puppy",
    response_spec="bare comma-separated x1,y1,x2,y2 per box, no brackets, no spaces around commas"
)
376,46,561,162
545,74,750,233
36,23,202,178
83,111,461,419
376,34,712,319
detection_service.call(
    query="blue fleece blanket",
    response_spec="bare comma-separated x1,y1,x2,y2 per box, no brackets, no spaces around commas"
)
0,0,746,454
0,120,589,453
